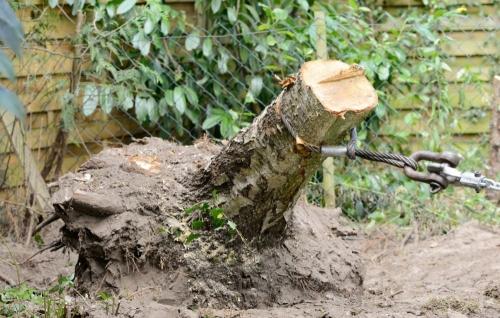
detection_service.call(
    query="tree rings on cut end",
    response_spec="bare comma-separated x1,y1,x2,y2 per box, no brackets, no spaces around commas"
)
301,60,378,118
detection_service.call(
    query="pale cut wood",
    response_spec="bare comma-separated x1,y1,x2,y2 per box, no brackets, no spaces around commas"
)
302,61,377,116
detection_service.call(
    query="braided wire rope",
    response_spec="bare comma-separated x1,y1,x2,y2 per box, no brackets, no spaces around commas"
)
347,128,418,170
279,106,417,170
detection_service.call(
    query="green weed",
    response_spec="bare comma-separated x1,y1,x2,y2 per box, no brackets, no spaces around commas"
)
184,191,238,243
0,275,75,317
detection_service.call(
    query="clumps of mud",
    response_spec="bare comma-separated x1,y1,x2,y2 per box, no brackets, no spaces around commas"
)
422,296,480,315
485,284,500,301
51,138,364,310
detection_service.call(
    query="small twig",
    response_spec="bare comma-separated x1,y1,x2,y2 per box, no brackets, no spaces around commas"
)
114,301,121,316
21,240,63,265
32,214,61,236
389,290,404,298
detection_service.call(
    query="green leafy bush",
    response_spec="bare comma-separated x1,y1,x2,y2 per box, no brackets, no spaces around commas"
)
46,0,495,227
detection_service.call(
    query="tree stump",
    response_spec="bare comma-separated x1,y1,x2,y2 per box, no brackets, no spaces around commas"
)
52,60,377,308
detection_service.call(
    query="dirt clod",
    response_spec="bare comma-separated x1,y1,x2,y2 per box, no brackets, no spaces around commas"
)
422,296,480,315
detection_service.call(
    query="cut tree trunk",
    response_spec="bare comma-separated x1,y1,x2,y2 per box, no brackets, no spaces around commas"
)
193,61,377,239
51,60,377,306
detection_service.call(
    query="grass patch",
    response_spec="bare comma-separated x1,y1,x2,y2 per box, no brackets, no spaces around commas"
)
0,275,75,317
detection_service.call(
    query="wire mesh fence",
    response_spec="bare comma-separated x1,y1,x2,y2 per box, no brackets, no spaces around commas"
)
0,0,498,239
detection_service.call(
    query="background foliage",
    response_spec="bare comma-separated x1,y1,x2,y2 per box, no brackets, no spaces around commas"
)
11,0,499,230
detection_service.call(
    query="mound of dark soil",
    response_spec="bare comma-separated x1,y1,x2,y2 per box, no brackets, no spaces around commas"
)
50,138,363,310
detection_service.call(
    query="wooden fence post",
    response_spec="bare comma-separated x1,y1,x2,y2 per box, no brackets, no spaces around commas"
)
487,75,499,203
314,10,336,208
1,112,53,244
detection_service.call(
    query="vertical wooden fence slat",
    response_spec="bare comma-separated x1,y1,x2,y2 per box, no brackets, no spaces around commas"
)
487,75,499,203
314,10,336,208
0,113,52,213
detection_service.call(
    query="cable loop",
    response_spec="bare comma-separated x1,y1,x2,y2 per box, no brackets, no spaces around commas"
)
278,108,418,170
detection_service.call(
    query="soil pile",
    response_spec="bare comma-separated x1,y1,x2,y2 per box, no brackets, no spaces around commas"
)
49,138,363,310
1,138,498,317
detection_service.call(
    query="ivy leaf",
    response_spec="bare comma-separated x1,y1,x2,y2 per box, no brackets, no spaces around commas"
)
273,8,288,21
48,0,58,9
202,38,212,57
158,97,168,116
217,50,229,74
146,97,159,123
227,7,237,23
173,86,186,114
106,5,116,18
0,87,25,120
122,91,133,110
144,19,154,35
135,96,148,122
99,86,114,114
220,117,238,138
82,84,99,116
160,18,170,35
377,65,390,81
211,0,221,13
266,35,277,46
185,33,200,51
184,86,199,106
249,76,263,97
202,112,222,130
297,0,309,11
185,108,200,124
116,0,136,15
164,89,174,106
132,32,151,56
